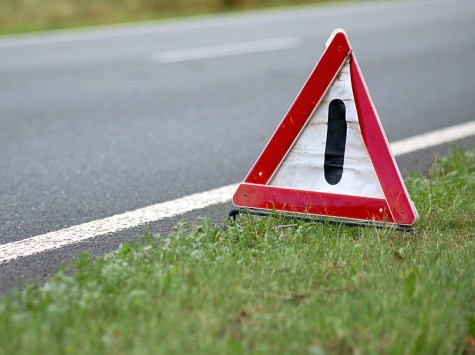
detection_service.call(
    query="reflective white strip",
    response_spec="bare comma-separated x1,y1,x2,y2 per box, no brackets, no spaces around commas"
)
1,120,475,263
153,37,301,62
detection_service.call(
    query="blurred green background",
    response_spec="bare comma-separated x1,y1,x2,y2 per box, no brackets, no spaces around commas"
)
0,0,344,35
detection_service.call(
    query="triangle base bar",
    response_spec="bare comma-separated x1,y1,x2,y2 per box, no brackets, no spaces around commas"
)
234,183,395,224
228,208,416,233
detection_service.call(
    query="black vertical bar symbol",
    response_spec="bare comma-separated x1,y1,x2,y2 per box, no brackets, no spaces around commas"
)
324,99,347,185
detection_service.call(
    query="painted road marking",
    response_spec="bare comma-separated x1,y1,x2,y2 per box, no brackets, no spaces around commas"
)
0,184,238,263
1,120,475,263
390,120,475,156
153,37,301,63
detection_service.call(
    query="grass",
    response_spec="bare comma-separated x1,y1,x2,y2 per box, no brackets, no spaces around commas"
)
0,146,474,354
0,0,372,35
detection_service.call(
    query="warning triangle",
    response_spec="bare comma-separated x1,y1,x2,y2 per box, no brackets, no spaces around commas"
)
232,29,418,226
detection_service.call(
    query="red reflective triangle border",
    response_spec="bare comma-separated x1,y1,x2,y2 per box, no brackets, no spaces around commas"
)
232,30,418,226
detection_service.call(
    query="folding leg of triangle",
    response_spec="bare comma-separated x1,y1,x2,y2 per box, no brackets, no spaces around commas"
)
233,29,419,227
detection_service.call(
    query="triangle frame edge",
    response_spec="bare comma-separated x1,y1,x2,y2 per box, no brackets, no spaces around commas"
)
349,54,419,226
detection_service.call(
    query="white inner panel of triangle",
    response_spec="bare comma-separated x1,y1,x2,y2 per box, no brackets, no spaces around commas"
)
268,60,385,199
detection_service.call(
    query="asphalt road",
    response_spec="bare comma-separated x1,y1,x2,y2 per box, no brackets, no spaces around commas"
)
1,0,475,291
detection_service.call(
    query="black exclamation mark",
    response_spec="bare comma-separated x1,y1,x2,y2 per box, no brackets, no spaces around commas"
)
324,99,347,185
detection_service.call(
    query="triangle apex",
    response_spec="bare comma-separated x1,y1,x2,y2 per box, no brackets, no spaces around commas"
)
326,28,349,48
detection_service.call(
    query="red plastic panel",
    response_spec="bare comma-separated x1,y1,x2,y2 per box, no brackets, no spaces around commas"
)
234,183,394,223
350,55,418,226
244,31,352,185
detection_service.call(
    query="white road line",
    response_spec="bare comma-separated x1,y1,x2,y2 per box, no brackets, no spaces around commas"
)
153,37,301,63
1,120,475,263
0,184,238,263
390,120,475,156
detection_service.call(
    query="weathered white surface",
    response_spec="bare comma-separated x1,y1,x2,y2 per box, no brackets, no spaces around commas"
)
269,60,385,198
